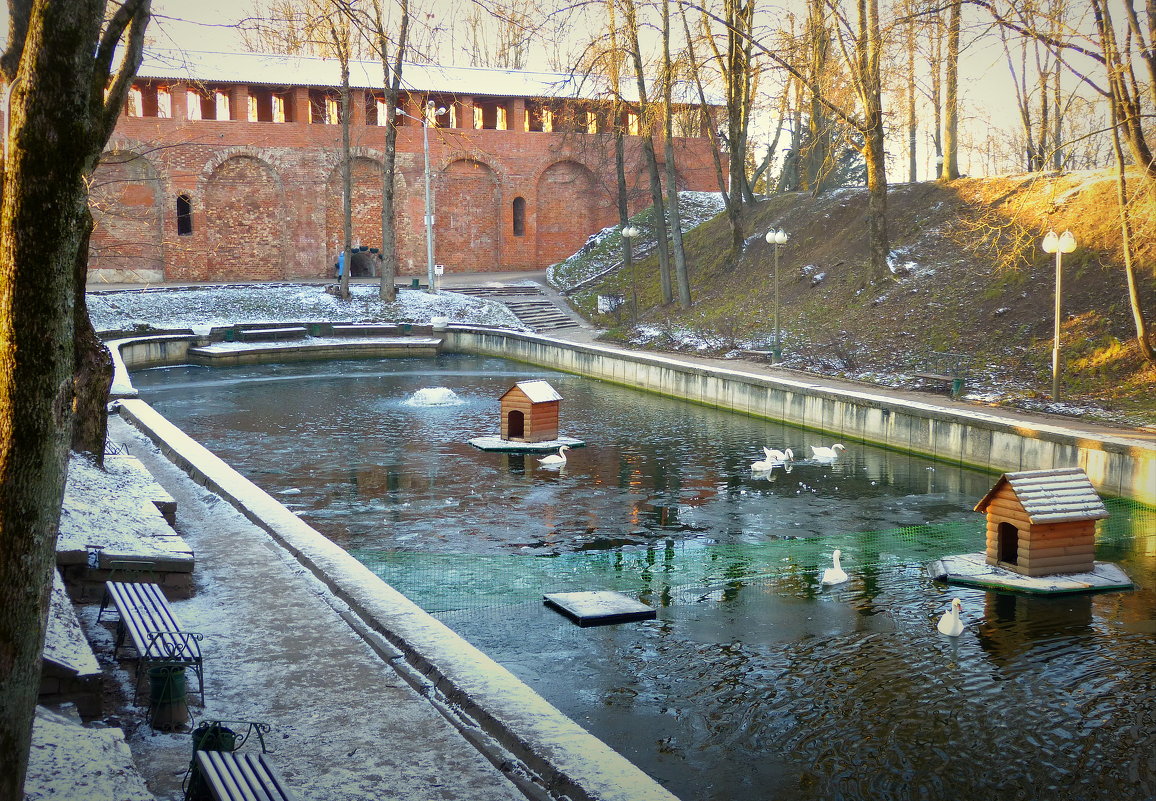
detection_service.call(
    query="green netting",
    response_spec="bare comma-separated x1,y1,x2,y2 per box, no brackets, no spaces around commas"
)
352,497,1155,614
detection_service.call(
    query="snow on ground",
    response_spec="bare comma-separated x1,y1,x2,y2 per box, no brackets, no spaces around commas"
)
88,284,525,332
26,707,154,801
57,453,186,559
547,192,726,292
43,571,101,677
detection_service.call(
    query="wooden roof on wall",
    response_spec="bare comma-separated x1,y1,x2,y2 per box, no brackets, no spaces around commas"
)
974,468,1109,524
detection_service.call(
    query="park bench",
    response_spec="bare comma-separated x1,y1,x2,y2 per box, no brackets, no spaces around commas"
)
912,352,969,398
192,751,300,801
98,579,204,704
185,721,302,801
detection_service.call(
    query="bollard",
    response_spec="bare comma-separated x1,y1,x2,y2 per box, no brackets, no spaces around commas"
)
148,664,188,730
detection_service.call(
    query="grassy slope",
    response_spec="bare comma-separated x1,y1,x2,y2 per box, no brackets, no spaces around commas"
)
561,171,1156,426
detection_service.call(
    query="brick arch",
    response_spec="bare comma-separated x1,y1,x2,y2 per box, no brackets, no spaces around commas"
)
435,158,500,273
89,148,165,281
534,160,600,266
204,155,286,281
325,156,386,271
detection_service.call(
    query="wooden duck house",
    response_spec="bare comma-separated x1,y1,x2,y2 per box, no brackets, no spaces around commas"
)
499,380,561,443
974,468,1108,577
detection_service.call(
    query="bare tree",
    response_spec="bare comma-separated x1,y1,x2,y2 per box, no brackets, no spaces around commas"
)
622,0,674,304
662,0,692,307
355,0,410,301
940,0,960,179
244,0,358,299
0,2,151,794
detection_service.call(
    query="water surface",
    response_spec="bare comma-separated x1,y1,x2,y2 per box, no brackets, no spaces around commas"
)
133,355,1156,801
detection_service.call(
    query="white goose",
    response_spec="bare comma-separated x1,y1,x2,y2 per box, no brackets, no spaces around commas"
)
937,598,964,637
752,447,793,471
810,443,846,461
538,445,570,466
821,549,848,585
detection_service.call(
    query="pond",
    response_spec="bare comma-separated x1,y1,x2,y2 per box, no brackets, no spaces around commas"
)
132,355,1156,801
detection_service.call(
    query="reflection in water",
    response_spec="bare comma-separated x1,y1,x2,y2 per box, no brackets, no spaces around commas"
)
132,355,1156,801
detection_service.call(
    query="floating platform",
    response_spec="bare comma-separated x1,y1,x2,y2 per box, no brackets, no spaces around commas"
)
468,436,585,453
927,552,1133,595
543,591,656,627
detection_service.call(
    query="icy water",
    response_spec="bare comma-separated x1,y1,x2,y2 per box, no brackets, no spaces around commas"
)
133,355,1156,801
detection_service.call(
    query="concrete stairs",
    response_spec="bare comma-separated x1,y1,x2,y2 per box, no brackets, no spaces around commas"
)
452,285,582,333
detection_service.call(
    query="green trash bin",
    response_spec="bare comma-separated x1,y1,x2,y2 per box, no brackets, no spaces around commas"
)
149,665,188,730
410,278,420,289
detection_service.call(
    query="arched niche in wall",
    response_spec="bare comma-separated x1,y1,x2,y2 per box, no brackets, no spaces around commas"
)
325,155,386,272
89,149,165,281
436,158,500,273
204,154,286,281
534,160,599,268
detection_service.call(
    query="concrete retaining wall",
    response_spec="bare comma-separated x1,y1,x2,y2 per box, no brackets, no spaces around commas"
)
444,329,1156,506
110,327,1156,503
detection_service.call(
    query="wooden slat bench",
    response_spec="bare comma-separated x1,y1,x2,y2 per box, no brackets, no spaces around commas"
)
193,751,301,801
98,580,204,703
912,352,969,398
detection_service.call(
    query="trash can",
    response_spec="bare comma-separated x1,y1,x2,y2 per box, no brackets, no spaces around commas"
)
149,665,188,730
410,278,420,289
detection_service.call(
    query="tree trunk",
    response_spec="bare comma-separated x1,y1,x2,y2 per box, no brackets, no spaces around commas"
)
662,0,690,309
339,56,353,300
71,208,112,461
862,0,890,278
940,0,960,180
622,0,672,304
376,0,409,303
1,3,103,793
906,9,917,183
1,1,148,792
1108,79,1155,364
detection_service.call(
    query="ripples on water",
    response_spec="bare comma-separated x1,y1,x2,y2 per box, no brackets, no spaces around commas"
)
133,355,1156,801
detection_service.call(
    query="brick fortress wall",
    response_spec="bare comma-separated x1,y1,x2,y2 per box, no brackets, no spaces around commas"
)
90,83,721,282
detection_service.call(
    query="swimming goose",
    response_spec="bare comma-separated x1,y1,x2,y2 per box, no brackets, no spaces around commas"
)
821,549,848,585
538,445,570,466
937,598,964,637
752,447,793,471
810,443,846,461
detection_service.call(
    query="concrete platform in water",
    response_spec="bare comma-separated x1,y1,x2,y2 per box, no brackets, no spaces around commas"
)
927,551,1133,594
468,435,585,452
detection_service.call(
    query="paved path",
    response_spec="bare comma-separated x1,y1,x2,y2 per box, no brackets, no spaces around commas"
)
97,415,530,801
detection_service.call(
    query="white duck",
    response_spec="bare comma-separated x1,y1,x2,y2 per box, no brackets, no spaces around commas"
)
821,549,848,585
538,445,570,466
810,443,846,461
937,598,964,637
752,447,793,471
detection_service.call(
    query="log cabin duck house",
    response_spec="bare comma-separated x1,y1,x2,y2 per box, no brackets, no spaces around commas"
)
500,380,562,443
974,468,1109,577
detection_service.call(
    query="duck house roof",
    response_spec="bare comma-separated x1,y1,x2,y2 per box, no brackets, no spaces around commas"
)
504,380,562,403
974,467,1109,524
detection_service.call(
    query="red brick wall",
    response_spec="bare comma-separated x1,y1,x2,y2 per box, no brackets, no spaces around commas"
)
90,90,722,281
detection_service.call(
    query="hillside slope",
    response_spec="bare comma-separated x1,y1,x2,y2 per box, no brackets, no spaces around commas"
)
560,171,1156,426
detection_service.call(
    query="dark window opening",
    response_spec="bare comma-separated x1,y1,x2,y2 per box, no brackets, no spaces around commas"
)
176,194,193,236
512,197,526,237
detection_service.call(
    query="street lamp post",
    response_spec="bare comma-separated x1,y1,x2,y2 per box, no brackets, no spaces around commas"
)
765,228,789,360
622,225,640,322
396,100,446,293
1041,229,1077,400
